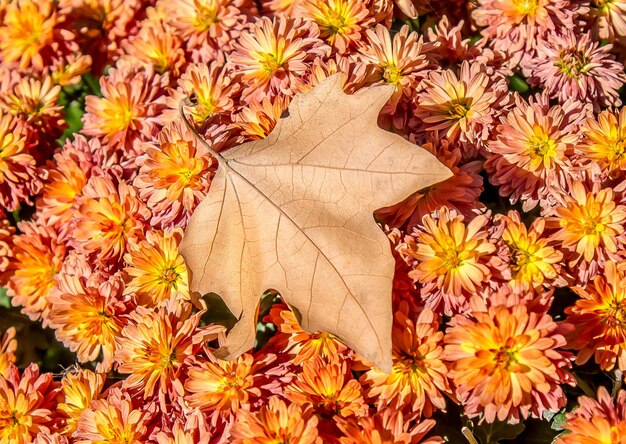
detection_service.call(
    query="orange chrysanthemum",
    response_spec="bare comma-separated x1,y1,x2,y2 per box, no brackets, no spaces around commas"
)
0,211,14,279
47,253,127,371
337,411,443,444
72,175,150,263
495,212,563,289
578,107,626,176
7,222,66,323
556,386,626,444
0,364,61,444
49,54,92,87
362,304,450,418
0,327,17,379
74,388,151,444
185,354,263,423
0,0,58,70
564,261,626,371
134,122,213,228
548,182,626,265
234,96,289,140
1,75,63,133
285,357,367,418
444,295,574,423
230,16,330,99
231,396,320,444
123,229,189,306
57,369,105,435
82,64,168,150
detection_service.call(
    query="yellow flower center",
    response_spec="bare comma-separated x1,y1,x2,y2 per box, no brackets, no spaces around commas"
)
556,51,592,79
196,5,219,30
259,52,283,75
513,0,539,15
583,217,605,236
442,246,463,269
528,132,557,161
325,11,348,35
608,299,626,327
383,64,403,85
489,337,524,371
159,266,180,286
448,100,471,120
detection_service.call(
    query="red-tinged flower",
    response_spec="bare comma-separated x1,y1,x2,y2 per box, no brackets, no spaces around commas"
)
33,432,69,444
564,261,626,371
302,0,373,54
121,19,185,77
0,0,58,70
530,31,626,110
134,121,214,228
403,209,496,312
47,253,127,371
155,412,213,444
556,386,626,444
0,364,61,444
0,210,15,280
578,107,626,177
7,221,66,323
495,212,563,289
57,369,105,435
115,301,220,399
37,139,94,230
82,63,168,150
485,93,589,211
285,357,367,418
231,396,320,444
234,96,290,141
337,410,443,444
415,61,511,154
590,0,626,39
74,388,151,444
123,229,189,306
361,304,450,418
0,327,16,379
49,54,93,87
443,295,574,423
0,112,42,211
548,182,626,265
72,175,150,263
230,16,330,100
185,354,263,423
161,0,254,49
164,62,239,125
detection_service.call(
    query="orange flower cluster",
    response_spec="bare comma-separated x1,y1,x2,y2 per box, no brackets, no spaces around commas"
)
1,0,626,441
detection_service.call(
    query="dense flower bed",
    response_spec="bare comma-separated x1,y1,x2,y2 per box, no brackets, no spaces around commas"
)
1,0,626,442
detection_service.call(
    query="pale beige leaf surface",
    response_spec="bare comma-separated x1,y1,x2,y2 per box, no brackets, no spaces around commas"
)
180,74,452,372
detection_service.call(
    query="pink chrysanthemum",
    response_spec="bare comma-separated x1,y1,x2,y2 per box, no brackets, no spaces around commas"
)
485,93,590,211
589,0,626,39
530,31,626,109
230,16,330,100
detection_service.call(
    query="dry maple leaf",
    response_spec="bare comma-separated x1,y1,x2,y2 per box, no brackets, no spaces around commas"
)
179,74,452,372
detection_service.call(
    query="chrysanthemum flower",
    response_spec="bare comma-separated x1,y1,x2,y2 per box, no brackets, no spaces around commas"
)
164,63,238,125
7,222,66,323
1,75,63,133
33,432,69,444
234,96,289,140
57,369,105,435
403,209,495,312
356,24,434,113
530,31,626,110
337,411,443,444
74,388,151,444
302,0,373,53
0,364,61,444
155,412,213,444
115,301,216,399
185,354,263,423
0,0,58,70
590,0,626,39
230,16,330,100
123,229,189,306
0,327,16,379
556,386,626,444
443,295,574,423
49,54,92,87
161,0,254,49
495,212,562,289
0,112,42,211
564,261,626,371
82,63,168,150
37,139,93,230
361,304,450,418
578,107,626,176
0,210,15,280
285,357,367,418
47,253,127,371
485,93,589,211
548,182,626,265
121,20,185,77
134,122,213,228
231,396,319,444
72,175,150,263
415,61,510,153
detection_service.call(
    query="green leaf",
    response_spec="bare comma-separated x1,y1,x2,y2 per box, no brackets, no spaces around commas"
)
509,74,530,93
58,100,84,144
0,288,10,308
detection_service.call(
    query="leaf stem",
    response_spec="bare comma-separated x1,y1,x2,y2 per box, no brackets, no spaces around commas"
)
178,99,227,164
461,427,480,444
